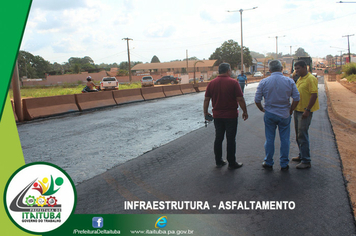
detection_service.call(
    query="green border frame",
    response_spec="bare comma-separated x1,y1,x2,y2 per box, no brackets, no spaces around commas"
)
0,1,32,121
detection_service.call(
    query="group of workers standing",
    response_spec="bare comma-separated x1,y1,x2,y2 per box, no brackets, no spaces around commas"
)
204,60,319,170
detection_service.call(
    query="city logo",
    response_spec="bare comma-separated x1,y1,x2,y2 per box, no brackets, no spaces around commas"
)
92,217,104,228
4,162,76,234
155,216,167,228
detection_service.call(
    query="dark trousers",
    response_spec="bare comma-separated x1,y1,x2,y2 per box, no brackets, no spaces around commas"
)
214,118,238,165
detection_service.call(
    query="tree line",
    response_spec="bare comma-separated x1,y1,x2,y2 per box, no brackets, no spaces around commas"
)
17,40,311,79
17,51,142,79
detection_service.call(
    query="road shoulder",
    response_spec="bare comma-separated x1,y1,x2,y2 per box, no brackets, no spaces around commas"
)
325,78,356,220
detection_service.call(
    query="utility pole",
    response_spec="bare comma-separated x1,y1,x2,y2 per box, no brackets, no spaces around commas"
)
186,50,188,75
269,35,285,59
227,7,258,71
342,34,354,63
122,38,133,83
11,60,23,121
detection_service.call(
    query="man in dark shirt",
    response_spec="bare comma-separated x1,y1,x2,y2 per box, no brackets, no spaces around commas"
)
204,63,248,169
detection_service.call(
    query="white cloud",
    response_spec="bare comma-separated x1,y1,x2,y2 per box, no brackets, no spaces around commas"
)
20,0,356,64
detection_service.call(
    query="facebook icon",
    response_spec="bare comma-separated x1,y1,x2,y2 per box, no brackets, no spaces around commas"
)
92,217,104,228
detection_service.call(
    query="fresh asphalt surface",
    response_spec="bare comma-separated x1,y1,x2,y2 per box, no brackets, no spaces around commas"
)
74,78,356,235
17,78,356,235
17,83,257,185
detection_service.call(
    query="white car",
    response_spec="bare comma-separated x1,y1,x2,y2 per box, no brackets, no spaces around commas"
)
253,72,263,77
141,76,154,87
100,77,119,90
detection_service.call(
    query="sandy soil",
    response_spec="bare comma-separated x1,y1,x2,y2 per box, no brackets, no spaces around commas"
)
328,79,356,218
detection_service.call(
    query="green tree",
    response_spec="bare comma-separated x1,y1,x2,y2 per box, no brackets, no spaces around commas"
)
119,61,142,70
117,69,129,76
17,50,51,78
73,64,81,74
119,61,129,70
187,56,199,61
18,51,33,78
68,56,94,66
250,51,265,58
82,63,96,71
62,62,71,72
151,55,160,63
294,48,309,57
51,62,64,75
32,55,51,77
209,40,252,69
68,56,96,72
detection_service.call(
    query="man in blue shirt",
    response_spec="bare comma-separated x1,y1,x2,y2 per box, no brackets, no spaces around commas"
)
237,71,248,93
254,60,300,170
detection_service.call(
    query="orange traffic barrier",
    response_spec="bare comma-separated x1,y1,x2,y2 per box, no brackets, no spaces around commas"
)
22,95,79,121
163,85,183,97
113,88,144,104
194,82,209,92
75,91,117,111
141,87,165,100
180,84,196,94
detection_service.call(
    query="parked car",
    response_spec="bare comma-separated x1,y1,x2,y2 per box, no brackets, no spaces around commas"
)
141,76,154,87
253,72,263,77
100,77,119,90
245,72,252,75
265,71,271,76
154,76,180,85
283,70,289,75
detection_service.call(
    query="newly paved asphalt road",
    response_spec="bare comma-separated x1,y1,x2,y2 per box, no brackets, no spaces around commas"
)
75,79,356,235
18,84,258,185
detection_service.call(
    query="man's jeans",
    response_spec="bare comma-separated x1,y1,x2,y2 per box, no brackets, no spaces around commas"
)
214,118,238,165
238,82,245,93
294,111,313,164
264,111,291,168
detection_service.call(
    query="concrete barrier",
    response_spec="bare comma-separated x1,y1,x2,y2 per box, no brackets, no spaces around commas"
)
113,88,144,104
163,85,183,97
141,87,165,100
75,91,117,111
180,84,196,94
22,95,79,121
194,82,209,92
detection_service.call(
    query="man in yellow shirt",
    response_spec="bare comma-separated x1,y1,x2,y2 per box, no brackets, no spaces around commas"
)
292,60,319,169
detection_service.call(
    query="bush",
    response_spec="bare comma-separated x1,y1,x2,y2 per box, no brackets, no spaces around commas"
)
341,63,356,82
119,82,141,89
342,63,356,76
345,74,356,83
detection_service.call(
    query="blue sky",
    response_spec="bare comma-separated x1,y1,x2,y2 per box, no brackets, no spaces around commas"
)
20,0,356,64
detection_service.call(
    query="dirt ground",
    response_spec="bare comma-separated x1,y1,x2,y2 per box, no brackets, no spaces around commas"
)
328,79,356,219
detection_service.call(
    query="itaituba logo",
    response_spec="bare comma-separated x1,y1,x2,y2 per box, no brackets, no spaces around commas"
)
4,162,76,234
